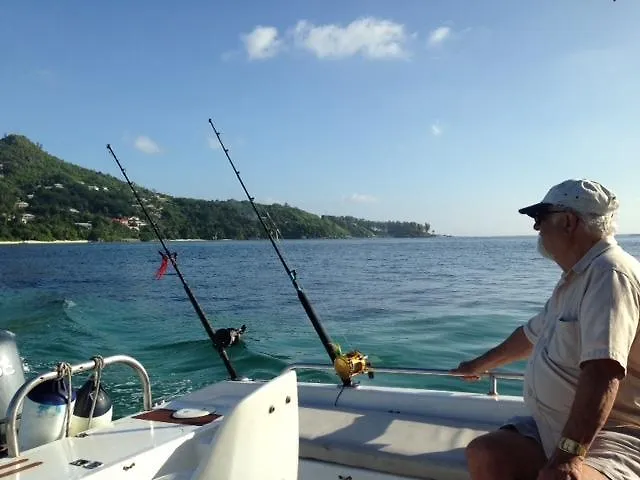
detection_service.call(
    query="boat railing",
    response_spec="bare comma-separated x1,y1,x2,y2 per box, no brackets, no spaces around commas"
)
283,363,525,397
4,354,152,458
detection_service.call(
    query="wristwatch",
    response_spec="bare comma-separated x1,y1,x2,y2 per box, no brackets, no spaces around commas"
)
558,437,587,457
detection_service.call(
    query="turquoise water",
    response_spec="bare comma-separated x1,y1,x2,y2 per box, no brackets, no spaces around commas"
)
2,236,640,418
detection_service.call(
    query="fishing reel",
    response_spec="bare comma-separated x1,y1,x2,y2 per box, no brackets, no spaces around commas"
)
332,345,373,384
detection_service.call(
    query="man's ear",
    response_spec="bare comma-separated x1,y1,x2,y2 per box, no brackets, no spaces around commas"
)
566,211,581,233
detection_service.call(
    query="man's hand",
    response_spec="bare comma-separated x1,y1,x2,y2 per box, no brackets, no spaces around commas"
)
450,359,487,381
537,455,583,480
449,326,533,382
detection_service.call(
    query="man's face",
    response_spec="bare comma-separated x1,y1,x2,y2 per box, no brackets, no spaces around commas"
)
534,209,570,261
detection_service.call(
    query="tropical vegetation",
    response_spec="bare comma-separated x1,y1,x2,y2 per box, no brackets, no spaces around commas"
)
0,134,435,242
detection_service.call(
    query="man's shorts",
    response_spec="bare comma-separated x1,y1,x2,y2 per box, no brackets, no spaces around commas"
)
500,415,640,480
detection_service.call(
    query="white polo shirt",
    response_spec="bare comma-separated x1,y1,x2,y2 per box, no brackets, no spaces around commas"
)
522,236,640,458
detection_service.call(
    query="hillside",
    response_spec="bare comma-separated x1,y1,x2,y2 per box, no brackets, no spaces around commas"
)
0,134,435,242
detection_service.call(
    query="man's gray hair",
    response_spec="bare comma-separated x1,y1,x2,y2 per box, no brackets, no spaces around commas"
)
579,212,617,238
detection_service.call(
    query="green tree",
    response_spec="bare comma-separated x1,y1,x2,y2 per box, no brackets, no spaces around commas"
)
0,134,436,242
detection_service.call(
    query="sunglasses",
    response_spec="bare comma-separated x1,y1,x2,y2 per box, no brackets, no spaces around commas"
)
534,209,568,223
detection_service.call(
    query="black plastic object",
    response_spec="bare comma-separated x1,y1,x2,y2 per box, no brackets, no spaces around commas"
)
72,376,112,418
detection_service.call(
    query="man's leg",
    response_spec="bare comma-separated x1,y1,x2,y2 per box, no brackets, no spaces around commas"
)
582,466,610,480
466,429,547,480
581,427,640,480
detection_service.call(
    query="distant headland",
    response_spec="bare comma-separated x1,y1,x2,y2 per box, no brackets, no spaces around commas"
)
0,134,436,243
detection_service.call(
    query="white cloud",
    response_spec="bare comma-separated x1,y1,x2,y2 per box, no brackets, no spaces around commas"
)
242,26,282,60
292,18,409,59
431,123,442,136
346,193,378,204
134,136,162,155
427,26,451,47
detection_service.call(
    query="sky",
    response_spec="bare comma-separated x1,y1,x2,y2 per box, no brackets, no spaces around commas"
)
1,1,639,236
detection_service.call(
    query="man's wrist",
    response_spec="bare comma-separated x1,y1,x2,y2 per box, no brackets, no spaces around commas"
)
548,448,584,469
557,437,588,458
475,353,494,371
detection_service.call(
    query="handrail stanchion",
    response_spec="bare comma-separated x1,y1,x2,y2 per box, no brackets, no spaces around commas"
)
5,354,152,458
489,373,499,396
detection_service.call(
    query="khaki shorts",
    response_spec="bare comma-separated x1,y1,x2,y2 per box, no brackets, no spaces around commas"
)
501,416,640,480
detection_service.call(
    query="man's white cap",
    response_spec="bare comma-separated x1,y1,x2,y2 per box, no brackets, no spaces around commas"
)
518,179,619,218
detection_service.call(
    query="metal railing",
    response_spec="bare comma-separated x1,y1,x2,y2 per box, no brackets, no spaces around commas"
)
283,363,525,397
5,355,152,458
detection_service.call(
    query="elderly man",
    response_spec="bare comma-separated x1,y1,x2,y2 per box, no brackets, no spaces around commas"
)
452,179,640,480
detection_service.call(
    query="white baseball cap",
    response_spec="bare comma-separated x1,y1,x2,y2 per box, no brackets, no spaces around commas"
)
519,179,619,218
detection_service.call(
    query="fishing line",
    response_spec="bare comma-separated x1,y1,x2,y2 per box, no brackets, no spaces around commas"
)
207,118,340,365
262,212,354,355
334,384,346,407
106,144,239,381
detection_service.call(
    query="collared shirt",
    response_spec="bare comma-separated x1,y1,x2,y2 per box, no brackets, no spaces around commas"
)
522,237,640,458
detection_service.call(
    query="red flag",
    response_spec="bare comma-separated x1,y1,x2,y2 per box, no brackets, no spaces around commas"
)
155,253,169,279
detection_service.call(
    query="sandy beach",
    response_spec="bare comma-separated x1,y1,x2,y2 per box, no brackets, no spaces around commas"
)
0,240,91,245
0,239,209,246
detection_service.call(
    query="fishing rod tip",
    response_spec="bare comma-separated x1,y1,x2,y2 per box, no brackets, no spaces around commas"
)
106,143,111,149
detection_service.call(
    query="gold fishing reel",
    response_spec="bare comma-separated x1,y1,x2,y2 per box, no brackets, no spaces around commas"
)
332,345,373,384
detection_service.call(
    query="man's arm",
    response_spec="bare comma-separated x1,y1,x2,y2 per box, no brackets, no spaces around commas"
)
451,326,533,375
452,302,546,377
555,268,639,454
547,358,623,463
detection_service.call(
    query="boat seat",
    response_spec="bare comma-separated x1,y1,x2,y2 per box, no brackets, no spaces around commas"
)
298,406,497,480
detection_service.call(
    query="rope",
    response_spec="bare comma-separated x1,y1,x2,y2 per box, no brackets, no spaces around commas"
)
55,362,73,438
87,356,105,430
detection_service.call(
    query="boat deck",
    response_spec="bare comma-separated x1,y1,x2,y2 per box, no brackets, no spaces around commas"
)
0,379,528,479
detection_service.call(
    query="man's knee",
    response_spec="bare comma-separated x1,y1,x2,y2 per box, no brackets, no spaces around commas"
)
465,432,507,480
466,433,498,464
465,429,546,480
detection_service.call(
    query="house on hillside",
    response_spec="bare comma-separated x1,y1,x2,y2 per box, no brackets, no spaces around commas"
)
20,213,35,224
111,216,145,231
15,201,29,209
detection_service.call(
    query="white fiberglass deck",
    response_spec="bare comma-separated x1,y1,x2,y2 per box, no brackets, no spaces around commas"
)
0,377,528,480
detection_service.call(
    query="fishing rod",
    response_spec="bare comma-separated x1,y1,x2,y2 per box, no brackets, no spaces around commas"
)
106,144,239,381
207,119,372,386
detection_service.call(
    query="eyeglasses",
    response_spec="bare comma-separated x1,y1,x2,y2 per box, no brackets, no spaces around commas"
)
534,209,567,224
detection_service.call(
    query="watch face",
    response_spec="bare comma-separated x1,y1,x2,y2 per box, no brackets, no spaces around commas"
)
559,438,584,456
560,439,574,451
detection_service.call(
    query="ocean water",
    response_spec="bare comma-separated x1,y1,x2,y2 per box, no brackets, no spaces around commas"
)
1,236,639,418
